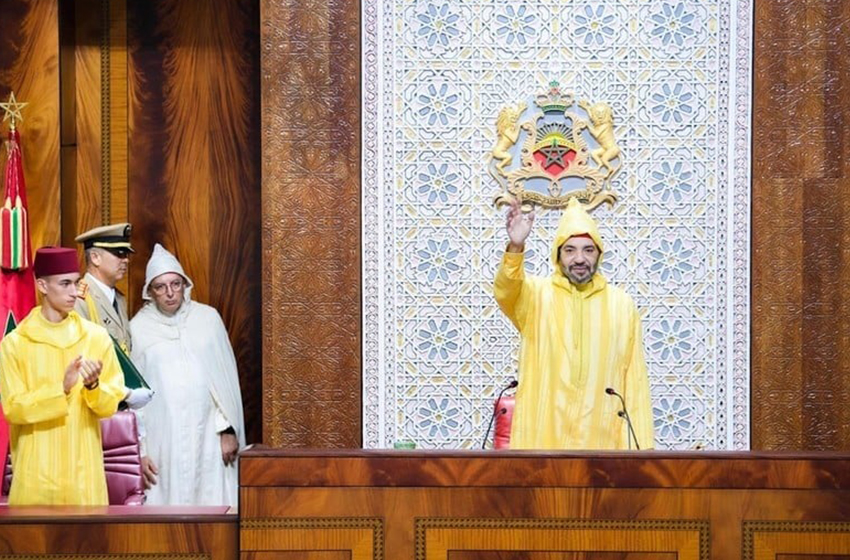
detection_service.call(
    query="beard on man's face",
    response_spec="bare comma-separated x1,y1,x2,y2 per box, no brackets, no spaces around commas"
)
561,261,597,284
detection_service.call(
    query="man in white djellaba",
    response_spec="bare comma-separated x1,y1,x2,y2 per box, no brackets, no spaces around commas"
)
131,244,245,507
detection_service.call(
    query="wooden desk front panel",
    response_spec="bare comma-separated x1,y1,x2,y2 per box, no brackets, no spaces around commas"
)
239,451,850,560
240,486,850,560
0,517,237,560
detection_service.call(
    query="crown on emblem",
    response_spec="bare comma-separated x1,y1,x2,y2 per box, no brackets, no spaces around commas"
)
488,81,622,212
535,80,574,114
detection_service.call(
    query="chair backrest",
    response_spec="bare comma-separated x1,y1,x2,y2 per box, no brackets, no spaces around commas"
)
1,449,10,497
1,411,145,505
100,410,145,505
493,395,515,450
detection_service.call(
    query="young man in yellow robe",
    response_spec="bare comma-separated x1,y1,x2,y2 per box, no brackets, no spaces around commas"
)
0,247,125,505
494,198,655,449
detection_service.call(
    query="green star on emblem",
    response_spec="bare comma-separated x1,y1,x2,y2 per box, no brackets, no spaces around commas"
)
539,142,570,168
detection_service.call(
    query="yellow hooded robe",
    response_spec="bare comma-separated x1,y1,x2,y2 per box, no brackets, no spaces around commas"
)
494,199,655,449
0,308,125,505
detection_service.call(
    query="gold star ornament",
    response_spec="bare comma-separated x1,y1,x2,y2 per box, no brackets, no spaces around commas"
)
0,91,28,131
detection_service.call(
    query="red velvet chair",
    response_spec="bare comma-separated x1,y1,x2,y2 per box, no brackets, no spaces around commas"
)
1,450,9,500
493,395,515,450
100,410,145,505
0,410,145,505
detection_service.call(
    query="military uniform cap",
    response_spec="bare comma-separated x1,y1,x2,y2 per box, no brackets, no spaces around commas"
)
75,222,135,253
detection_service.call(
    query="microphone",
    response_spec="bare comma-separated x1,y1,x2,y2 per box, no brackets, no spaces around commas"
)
606,387,640,450
482,379,518,449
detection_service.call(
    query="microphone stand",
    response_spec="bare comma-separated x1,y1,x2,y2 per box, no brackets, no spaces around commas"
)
605,387,640,450
481,380,518,449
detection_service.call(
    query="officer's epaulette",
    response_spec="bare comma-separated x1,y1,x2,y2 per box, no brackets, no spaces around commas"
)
77,279,89,299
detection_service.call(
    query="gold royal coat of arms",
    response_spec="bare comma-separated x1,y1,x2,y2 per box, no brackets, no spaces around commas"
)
489,81,622,211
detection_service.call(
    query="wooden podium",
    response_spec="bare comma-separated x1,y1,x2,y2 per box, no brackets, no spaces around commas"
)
240,449,850,560
0,506,236,558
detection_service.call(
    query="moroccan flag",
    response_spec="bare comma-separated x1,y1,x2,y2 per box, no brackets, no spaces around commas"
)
0,128,37,489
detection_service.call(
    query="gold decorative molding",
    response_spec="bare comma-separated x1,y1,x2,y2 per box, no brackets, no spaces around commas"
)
743,520,850,560
241,517,383,560
99,0,128,226
99,0,111,224
415,518,709,560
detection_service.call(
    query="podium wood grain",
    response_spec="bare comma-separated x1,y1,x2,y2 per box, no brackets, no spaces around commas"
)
0,507,237,560
240,450,850,560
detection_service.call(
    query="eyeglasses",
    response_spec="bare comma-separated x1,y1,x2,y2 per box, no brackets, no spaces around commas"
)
150,279,185,295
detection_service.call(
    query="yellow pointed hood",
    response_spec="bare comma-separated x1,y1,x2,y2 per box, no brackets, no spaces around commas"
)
550,198,605,271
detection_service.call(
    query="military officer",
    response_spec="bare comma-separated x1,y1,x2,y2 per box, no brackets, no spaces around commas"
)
74,223,134,352
74,223,151,409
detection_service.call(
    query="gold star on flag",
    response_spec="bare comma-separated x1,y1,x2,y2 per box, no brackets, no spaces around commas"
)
0,91,28,131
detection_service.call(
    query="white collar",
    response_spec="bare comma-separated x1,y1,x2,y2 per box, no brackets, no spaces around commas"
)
88,273,116,304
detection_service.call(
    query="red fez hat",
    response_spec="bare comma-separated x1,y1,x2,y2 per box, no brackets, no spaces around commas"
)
33,247,79,278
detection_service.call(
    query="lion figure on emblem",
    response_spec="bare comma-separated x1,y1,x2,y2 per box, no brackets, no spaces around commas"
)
491,102,527,173
579,100,620,178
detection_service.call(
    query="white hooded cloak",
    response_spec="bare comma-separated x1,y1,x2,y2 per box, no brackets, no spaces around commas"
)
130,244,246,507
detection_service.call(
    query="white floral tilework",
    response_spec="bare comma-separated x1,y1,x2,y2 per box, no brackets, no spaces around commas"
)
362,0,752,450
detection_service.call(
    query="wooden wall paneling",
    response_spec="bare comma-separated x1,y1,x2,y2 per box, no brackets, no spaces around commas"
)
125,0,169,310
204,0,262,446
798,0,850,452
0,0,61,250
68,0,106,248
260,0,362,447
59,0,78,247
59,0,131,302
751,0,804,450
752,0,850,449
127,0,262,443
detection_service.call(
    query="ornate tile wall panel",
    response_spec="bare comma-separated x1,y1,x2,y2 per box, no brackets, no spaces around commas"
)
363,0,753,450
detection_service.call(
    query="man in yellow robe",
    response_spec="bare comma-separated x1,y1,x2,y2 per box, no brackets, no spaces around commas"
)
0,247,125,505
494,198,654,449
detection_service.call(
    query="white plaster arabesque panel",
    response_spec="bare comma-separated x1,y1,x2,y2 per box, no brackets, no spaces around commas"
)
362,0,752,450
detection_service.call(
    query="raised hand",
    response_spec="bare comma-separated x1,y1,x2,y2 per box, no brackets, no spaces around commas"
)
505,196,535,252
64,356,83,394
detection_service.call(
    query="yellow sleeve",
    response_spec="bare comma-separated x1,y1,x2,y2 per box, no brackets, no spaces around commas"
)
0,337,70,425
493,251,532,332
623,304,655,450
81,335,126,418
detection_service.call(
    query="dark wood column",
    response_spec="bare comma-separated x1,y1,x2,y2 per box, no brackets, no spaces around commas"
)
259,0,362,447
752,0,850,449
